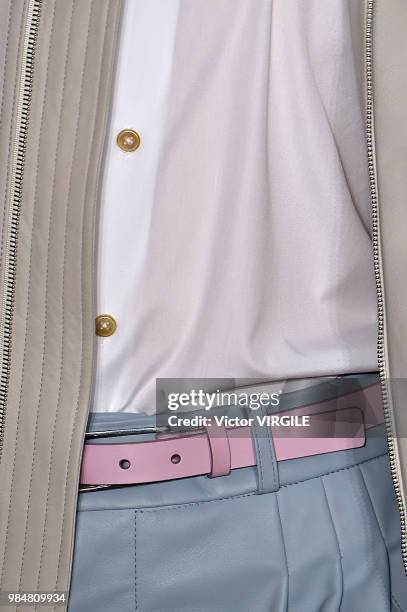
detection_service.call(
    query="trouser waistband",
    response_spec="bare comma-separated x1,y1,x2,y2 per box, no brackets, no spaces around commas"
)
81,373,384,491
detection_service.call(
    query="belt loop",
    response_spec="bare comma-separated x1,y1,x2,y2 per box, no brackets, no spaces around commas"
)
205,422,231,478
249,405,280,494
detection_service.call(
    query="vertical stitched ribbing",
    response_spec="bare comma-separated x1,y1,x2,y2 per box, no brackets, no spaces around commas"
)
0,0,13,133
0,4,25,588
50,0,94,593
17,0,58,589
0,0,47,589
36,0,75,589
0,0,14,266
0,0,22,268
60,4,122,596
54,0,110,593
0,2,121,604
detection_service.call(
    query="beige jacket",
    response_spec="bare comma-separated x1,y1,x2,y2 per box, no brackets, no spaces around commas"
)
0,0,405,609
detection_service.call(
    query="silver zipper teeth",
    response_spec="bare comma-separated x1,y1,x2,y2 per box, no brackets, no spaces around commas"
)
366,0,407,569
0,0,41,459
0,0,405,570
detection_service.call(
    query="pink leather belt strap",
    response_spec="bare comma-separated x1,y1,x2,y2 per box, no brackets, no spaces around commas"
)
80,383,384,487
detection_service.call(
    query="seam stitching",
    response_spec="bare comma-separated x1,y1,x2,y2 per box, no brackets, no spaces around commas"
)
281,451,387,488
354,464,389,604
52,0,94,591
266,413,278,491
0,0,25,588
0,0,13,267
321,476,344,611
0,0,44,588
78,453,388,514
392,594,406,612
274,492,289,611
358,464,397,606
54,2,110,599
0,0,16,271
17,0,58,591
0,1,24,585
256,427,264,492
85,454,386,515
0,0,13,131
36,0,75,590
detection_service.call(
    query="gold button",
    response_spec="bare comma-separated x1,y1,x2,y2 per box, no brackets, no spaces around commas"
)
116,129,141,152
95,314,117,337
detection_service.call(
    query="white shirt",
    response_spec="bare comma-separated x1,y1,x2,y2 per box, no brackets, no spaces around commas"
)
93,0,377,414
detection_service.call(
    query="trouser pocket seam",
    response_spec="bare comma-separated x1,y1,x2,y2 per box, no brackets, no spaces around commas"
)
392,593,406,612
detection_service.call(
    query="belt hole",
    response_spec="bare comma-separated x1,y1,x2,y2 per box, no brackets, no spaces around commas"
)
171,453,181,464
119,459,131,470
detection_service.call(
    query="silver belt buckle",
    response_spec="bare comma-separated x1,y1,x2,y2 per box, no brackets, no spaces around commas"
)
79,425,170,492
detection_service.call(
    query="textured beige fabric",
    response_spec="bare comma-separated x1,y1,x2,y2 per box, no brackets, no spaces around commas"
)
372,0,407,525
0,0,26,324
0,1,121,609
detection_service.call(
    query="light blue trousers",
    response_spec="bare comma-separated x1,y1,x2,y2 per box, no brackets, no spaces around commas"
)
70,378,407,612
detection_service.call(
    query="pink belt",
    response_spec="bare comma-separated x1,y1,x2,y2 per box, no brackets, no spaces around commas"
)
80,383,384,488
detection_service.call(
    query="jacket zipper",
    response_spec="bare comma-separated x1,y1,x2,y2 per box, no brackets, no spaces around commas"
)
366,0,407,570
0,0,41,459
0,0,405,574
